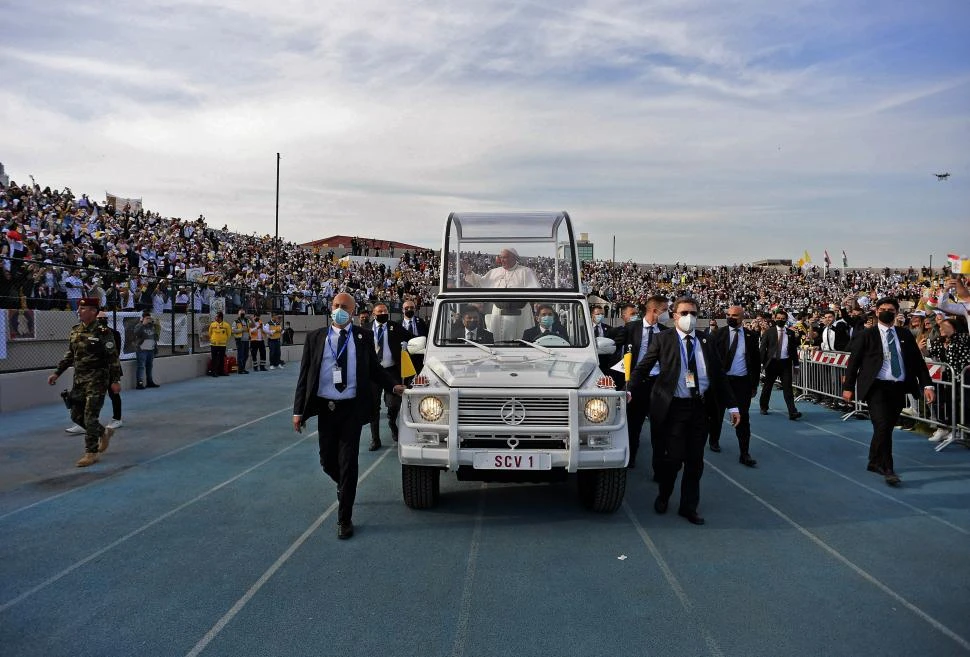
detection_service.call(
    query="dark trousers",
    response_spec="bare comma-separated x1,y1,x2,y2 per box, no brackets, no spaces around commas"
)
211,346,227,376
626,376,656,469
656,397,709,514
317,398,362,524
760,359,797,415
235,338,250,371
268,339,281,367
371,367,402,441
250,341,266,366
865,380,906,473
108,388,122,421
709,376,753,454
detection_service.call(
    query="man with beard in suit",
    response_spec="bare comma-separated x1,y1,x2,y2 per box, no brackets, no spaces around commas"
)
293,293,405,539
708,305,761,466
367,302,414,450
631,297,739,525
842,297,934,487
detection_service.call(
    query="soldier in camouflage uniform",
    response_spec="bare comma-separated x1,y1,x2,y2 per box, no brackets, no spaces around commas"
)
48,297,123,467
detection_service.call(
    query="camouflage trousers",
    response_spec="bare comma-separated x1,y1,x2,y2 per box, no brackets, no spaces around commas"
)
70,386,107,453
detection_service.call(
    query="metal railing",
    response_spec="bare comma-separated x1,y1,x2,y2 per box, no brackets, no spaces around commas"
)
793,348,969,451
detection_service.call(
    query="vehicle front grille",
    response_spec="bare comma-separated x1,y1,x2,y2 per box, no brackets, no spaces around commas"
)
459,434,567,450
457,396,569,427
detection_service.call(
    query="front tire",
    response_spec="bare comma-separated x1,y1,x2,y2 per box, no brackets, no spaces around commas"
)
402,464,441,509
577,468,626,513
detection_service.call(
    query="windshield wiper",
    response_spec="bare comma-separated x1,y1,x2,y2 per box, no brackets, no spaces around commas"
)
515,339,556,355
458,338,495,355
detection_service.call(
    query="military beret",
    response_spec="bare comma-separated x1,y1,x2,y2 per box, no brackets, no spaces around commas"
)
78,297,101,309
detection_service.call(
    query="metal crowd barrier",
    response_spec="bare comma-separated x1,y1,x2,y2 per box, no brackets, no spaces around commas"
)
794,348,968,451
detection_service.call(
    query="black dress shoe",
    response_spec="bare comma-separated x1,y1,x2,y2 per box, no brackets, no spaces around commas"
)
884,472,901,486
654,496,668,514
709,443,721,453
368,439,381,451
789,412,803,420
760,409,769,415
678,509,705,525
147,382,160,388
136,383,145,390
337,521,354,539
739,454,758,467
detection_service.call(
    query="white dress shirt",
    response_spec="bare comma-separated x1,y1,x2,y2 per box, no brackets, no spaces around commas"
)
876,323,905,382
318,325,357,399
725,327,748,377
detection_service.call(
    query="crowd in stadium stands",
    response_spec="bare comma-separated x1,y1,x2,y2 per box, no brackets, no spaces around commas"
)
0,177,438,314
1,176,965,342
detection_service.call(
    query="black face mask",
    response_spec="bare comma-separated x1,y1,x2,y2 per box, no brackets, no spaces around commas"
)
726,317,740,328
775,319,787,328
375,314,389,324
877,310,896,325
465,321,479,331
403,309,415,318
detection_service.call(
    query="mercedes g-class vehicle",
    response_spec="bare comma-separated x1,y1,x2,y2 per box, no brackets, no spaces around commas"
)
398,212,628,512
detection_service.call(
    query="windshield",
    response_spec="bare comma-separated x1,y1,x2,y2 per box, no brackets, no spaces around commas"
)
434,298,591,347
441,212,579,292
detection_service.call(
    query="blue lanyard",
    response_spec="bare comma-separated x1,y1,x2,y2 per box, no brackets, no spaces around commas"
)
328,330,349,361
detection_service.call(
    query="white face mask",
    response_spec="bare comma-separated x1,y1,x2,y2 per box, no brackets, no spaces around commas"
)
658,311,670,324
676,313,697,333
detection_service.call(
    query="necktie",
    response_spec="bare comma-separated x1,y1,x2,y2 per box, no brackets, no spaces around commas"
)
466,331,474,340
776,328,784,359
376,324,385,360
685,335,700,397
887,329,902,378
336,328,348,392
638,325,653,363
725,328,739,368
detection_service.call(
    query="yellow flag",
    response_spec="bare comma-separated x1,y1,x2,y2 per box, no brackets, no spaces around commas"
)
401,350,416,378
803,249,811,263
623,351,632,380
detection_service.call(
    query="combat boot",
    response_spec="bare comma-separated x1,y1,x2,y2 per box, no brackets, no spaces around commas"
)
76,452,100,467
98,427,115,453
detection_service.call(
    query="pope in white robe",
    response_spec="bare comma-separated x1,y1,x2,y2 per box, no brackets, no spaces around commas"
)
461,248,540,342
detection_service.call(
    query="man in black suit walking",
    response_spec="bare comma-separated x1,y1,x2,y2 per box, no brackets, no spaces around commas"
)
842,297,934,486
400,297,426,375
708,306,761,465
631,297,740,525
367,302,414,450
293,293,404,539
759,308,802,420
621,295,669,471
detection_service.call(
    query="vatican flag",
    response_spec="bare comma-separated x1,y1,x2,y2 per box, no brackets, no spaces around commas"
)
401,349,417,378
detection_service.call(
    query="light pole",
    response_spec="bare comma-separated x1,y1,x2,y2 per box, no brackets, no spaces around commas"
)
274,152,280,311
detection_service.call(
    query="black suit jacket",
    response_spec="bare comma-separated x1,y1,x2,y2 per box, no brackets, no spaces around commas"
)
842,325,932,400
522,324,568,342
710,325,761,391
760,326,801,367
631,329,736,426
293,325,398,428
819,321,850,351
369,320,415,372
623,320,670,390
401,315,427,338
452,327,496,344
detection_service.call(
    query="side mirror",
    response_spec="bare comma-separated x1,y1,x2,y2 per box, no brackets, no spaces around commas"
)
407,336,428,355
595,337,616,355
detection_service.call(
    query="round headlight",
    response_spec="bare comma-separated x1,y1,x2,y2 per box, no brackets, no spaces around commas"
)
584,398,609,423
418,396,444,422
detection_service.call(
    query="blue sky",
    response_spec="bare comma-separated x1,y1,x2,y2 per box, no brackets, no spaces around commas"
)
2,0,968,266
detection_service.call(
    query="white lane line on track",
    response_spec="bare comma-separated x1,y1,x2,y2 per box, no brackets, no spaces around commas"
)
0,406,292,523
748,429,970,536
623,502,725,657
798,418,934,467
451,484,487,657
707,462,970,653
185,448,393,657
0,432,314,614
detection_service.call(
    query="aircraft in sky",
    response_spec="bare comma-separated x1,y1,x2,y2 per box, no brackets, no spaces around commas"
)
934,172,951,180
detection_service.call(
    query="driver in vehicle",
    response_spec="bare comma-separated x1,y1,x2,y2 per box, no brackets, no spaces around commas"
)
451,306,495,343
523,304,569,342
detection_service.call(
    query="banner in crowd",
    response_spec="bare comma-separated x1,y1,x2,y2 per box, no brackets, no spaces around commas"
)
105,192,143,213
105,312,189,360
947,254,970,274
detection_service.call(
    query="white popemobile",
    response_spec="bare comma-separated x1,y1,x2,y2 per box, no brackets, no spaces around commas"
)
398,212,628,512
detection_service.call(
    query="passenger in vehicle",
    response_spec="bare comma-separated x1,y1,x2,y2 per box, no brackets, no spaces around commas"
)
460,248,540,289
522,304,569,342
451,306,495,344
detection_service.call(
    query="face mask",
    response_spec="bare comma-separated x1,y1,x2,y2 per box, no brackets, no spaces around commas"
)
775,319,787,328
877,310,896,325
726,317,740,328
375,313,389,324
592,314,603,324
658,311,670,323
629,315,641,323
332,308,350,326
465,321,479,331
677,313,697,333
404,309,415,318
539,315,555,329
